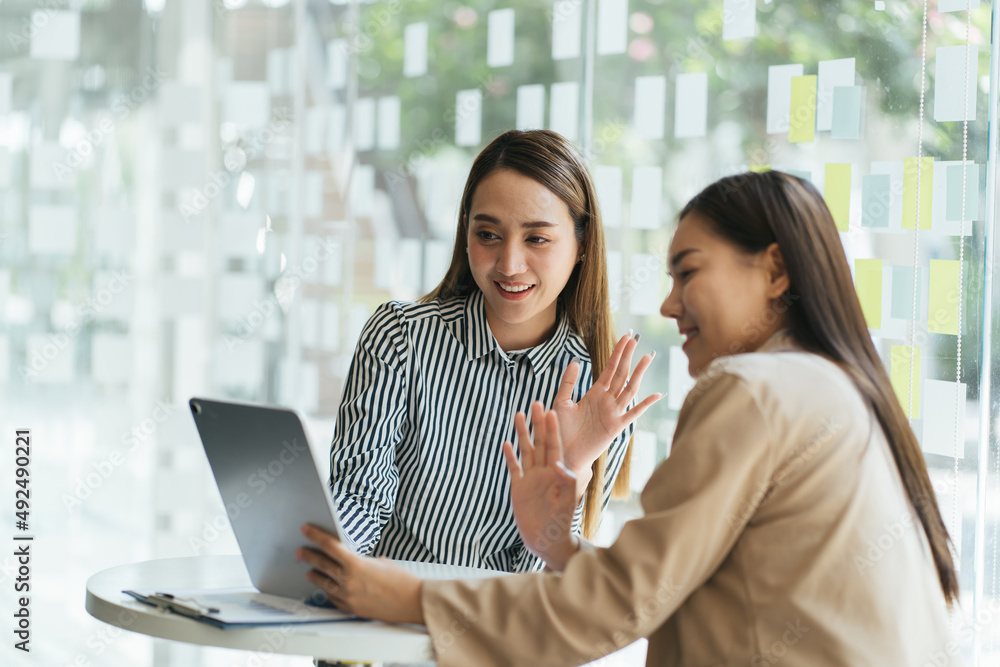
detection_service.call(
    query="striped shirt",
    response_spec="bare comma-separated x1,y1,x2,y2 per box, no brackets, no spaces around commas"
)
329,290,633,572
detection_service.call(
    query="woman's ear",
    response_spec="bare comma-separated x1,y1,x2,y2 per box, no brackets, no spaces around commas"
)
764,242,790,299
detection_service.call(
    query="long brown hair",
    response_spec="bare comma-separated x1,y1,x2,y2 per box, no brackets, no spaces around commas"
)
678,169,958,604
421,129,631,538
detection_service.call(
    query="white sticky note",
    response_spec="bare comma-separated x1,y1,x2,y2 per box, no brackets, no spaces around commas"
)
424,239,452,294
595,166,623,228
29,205,77,255
634,76,666,139
327,103,346,156
552,0,583,60
629,253,663,316
0,73,13,114
162,148,205,190
267,47,292,96
31,11,80,61
159,82,201,126
722,0,756,41
631,167,662,230
629,430,658,493
350,164,375,217
922,380,967,459
304,170,324,220
378,96,401,150
549,82,579,140
607,251,623,313
31,142,73,189
223,82,270,127
596,0,628,55
934,45,978,122
871,161,904,230
162,278,203,318
939,0,980,12
398,239,423,297
92,333,131,385
327,39,348,89
668,346,696,410
354,97,376,151
516,84,545,130
94,209,133,260
220,213,263,260
816,57,855,131
0,147,11,189
675,72,708,138
404,23,429,77
28,333,75,383
767,64,805,134
487,9,515,67
455,89,482,147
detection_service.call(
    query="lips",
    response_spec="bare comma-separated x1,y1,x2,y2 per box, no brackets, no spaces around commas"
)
494,281,535,301
680,328,699,349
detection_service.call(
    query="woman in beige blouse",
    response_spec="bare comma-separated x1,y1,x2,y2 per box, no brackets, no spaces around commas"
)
297,170,959,666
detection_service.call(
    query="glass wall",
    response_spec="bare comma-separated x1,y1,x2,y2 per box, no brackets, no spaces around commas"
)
1,1,998,665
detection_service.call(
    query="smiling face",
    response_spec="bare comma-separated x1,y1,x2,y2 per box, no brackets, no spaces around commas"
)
660,212,790,377
466,169,581,351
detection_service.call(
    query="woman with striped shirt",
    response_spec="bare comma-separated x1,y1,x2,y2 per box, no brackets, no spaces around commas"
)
329,129,662,572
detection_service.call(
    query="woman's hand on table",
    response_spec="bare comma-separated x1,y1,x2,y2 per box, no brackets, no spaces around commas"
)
552,332,662,500
503,404,581,572
296,525,424,625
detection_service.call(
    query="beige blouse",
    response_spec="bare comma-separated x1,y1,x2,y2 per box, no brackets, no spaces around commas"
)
420,334,957,666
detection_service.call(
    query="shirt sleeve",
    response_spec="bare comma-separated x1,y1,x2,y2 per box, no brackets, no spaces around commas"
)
329,302,409,555
421,370,777,667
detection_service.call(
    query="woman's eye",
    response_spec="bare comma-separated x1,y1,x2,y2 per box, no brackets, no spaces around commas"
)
526,236,549,245
476,230,499,241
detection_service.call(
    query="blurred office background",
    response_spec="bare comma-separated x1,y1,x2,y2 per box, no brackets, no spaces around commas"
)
0,0,998,665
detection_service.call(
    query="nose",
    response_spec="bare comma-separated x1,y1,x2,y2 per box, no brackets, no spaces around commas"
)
496,241,526,276
660,277,682,320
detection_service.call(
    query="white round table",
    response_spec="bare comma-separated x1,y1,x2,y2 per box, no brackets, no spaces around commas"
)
86,555,492,665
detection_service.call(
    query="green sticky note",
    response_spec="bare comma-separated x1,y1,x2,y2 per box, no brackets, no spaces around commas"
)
890,345,921,419
831,85,864,140
855,259,882,329
749,165,772,173
861,174,890,228
945,163,981,222
903,157,934,230
891,266,920,320
788,75,817,143
824,163,851,231
928,259,961,335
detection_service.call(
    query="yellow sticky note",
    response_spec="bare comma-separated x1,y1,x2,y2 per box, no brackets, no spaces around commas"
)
749,165,772,173
824,164,852,232
788,75,817,143
855,259,882,329
890,345,921,418
903,157,934,230
928,259,961,335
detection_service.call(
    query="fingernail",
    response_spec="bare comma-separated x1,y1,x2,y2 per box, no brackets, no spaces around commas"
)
627,328,633,337
650,350,656,359
634,333,641,344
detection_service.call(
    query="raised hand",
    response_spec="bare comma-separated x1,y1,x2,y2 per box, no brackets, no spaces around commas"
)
552,333,662,498
502,403,580,572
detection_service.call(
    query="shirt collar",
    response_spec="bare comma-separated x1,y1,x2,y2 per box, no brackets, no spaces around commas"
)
461,290,572,376
756,328,799,353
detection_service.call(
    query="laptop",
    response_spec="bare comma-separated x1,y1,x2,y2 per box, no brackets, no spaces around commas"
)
189,397,499,603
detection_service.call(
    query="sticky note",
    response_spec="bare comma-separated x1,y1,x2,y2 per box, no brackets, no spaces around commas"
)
327,104,346,155
596,0,628,55
31,11,80,61
327,40,348,89
350,164,375,217
29,205,77,255
891,266,920,320
831,86,864,139
855,259,882,329
816,58,855,131
939,0,980,11
161,148,205,190
223,82,270,127
767,64,804,134
159,83,201,126
674,72,708,138
487,9,515,67
634,76,666,139
28,333,75,383
354,97,375,151
607,251,623,312
945,163,981,222
595,166,623,228
861,174,891,228
824,164,851,231
871,161,904,229
552,0,582,60
516,84,545,130
0,73,11,114
668,346,696,409
903,157,934,230
928,259,961,336
455,89,482,147
631,167,662,230
550,82,579,140
424,240,452,294
629,431,658,493
629,254,663,316
268,48,292,96
94,209,133,259
789,76,817,143
934,45,978,122
723,0,756,41
377,96,400,150
890,345,921,418
404,23,429,77
922,380,967,459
